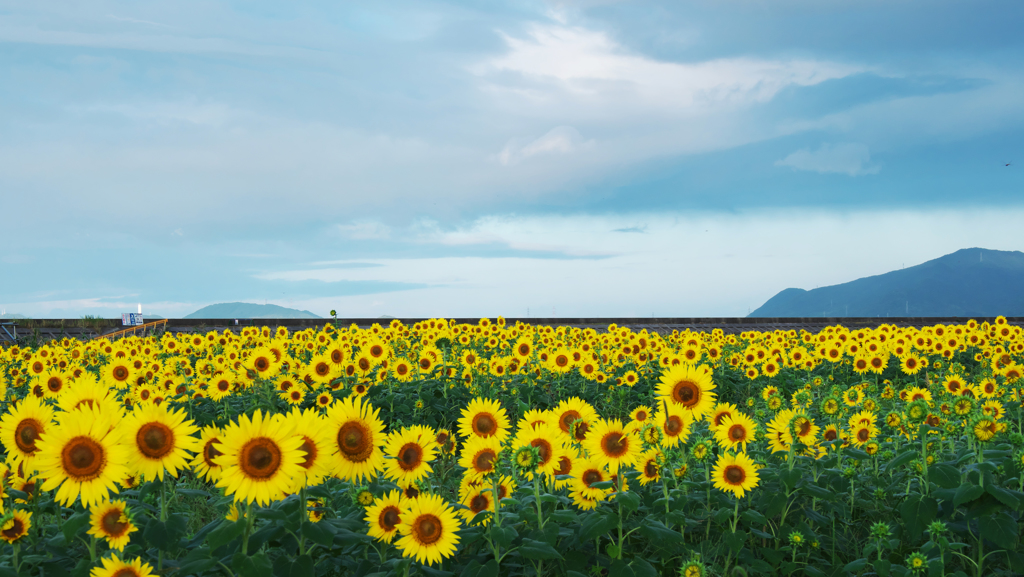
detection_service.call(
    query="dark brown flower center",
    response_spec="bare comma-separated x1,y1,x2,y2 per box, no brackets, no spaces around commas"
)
240,438,282,479
724,465,745,484
15,419,42,454
399,443,423,470
413,514,442,545
137,422,174,459
62,436,104,480
338,422,373,462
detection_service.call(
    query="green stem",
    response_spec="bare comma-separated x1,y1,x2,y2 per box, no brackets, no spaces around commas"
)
299,486,307,555
616,472,624,560
534,474,545,530
241,502,255,555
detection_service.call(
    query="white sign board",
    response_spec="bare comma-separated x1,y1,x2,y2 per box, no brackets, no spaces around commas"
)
122,313,144,326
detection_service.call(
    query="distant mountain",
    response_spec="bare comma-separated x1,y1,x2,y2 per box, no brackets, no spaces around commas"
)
750,248,1024,318
0,314,28,320
185,303,321,319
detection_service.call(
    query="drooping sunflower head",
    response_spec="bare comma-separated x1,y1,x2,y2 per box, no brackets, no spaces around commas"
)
285,407,333,489
553,397,597,441
0,510,30,543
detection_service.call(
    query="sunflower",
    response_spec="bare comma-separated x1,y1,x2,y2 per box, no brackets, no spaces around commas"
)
789,413,819,446
553,397,598,441
655,401,692,448
0,510,30,543
59,374,121,416
88,554,155,577
459,485,496,526
971,416,999,443
383,425,438,485
511,422,566,478
583,419,640,475
395,494,462,566
190,426,224,483
842,388,863,407
942,375,965,395
364,489,405,543
712,451,760,498
87,500,137,551
713,413,758,452
637,449,661,486
326,395,387,483
850,424,878,447
0,396,55,472
765,410,795,454
121,404,200,482
35,406,129,507
656,364,716,422
101,360,135,390
900,355,924,375
572,457,611,501
625,405,652,433
215,410,305,506
457,398,510,442
458,436,502,481
709,402,740,430
286,407,333,489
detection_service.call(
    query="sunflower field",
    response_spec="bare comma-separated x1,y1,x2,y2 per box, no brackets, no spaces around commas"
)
0,317,1022,577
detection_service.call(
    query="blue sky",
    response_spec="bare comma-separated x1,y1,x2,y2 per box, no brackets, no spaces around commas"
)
1,0,1022,319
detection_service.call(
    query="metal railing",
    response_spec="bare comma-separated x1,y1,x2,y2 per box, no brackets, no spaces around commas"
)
94,319,169,341
0,322,15,343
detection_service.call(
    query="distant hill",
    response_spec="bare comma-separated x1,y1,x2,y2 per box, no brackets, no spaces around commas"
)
0,314,28,320
185,303,321,319
750,248,1024,318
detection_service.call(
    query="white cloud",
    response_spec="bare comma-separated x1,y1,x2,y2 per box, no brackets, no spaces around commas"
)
256,207,1024,318
336,221,392,240
775,143,881,176
497,126,591,165
476,24,864,112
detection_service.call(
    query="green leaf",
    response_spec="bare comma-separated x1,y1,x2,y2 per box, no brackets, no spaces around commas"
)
900,495,938,540
550,509,578,524
491,524,517,549
801,483,834,500
724,530,747,553
843,559,869,573
873,559,892,577
638,518,683,545
302,520,334,547
175,488,211,499
519,538,562,560
232,551,274,577
741,509,767,525
980,512,1019,550
630,558,657,577
608,559,635,577
206,518,246,551
177,547,217,575
288,554,314,577
885,449,918,473
62,511,91,543
954,483,984,508
579,511,618,542
928,464,960,489
780,469,801,491
986,484,1023,510
615,491,641,512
